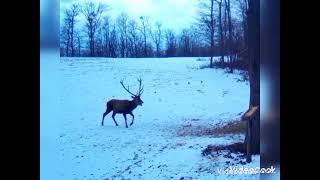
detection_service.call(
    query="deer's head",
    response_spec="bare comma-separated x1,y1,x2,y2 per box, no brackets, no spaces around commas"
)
120,78,144,106
132,95,144,106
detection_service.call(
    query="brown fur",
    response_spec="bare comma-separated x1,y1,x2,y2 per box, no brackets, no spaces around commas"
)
102,78,144,128
101,96,143,127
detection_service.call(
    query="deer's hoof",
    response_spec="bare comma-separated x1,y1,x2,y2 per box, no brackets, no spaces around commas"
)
116,124,119,126
130,123,133,126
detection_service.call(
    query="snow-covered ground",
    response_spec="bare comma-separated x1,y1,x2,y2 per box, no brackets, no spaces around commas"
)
41,53,261,180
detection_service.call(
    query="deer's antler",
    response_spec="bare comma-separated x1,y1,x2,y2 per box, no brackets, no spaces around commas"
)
120,78,144,97
136,78,144,96
120,79,136,96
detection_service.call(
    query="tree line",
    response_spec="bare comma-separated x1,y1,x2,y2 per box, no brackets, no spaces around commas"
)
60,0,249,70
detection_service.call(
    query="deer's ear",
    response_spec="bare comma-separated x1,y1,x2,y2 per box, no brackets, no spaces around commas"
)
131,96,135,98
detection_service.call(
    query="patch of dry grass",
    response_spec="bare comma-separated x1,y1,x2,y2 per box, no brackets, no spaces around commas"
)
175,119,248,164
201,142,247,165
176,120,246,137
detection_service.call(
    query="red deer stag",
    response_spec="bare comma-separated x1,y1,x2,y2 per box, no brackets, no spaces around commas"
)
101,78,144,128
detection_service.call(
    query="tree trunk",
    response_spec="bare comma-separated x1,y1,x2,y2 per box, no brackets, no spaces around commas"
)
242,0,248,49
210,0,214,68
71,17,74,57
92,35,95,57
218,1,224,63
66,40,69,57
227,0,233,72
224,0,228,62
78,36,81,56
66,31,70,56
245,0,260,162
144,35,147,57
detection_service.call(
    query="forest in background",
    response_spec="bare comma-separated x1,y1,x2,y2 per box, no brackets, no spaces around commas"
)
60,0,249,71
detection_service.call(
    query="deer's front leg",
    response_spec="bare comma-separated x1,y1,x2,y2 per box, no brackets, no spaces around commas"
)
112,112,119,126
123,113,128,128
129,112,134,126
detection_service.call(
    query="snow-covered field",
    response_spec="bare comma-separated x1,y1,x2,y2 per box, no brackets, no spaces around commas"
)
41,51,260,180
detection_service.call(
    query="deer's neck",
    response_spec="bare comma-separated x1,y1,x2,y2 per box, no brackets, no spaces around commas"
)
130,100,138,110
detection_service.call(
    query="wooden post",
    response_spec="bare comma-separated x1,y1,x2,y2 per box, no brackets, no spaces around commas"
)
246,119,252,162
242,106,259,163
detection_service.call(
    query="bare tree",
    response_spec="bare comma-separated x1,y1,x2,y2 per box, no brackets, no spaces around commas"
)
237,0,249,48
95,27,104,56
60,18,70,56
224,0,235,68
139,16,151,57
198,0,217,67
164,29,177,57
179,29,192,56
117,13,129,58
68,4,80,57
189,25,204,57
74,31,82,57
61,4,80,57
215,0,225,62
101,16,111,57
151,22,162,57
109,23,118,58
82,2,107,57
128,19,140,57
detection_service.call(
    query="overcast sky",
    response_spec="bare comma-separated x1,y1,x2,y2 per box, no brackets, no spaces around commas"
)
60,0,199,32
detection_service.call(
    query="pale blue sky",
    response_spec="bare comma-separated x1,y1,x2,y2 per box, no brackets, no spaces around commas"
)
60,0,199,32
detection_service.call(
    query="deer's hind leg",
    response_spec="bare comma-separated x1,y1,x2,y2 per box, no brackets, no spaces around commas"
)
101,107,112,126
129,112,134,126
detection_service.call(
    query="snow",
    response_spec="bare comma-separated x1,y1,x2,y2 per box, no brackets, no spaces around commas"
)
41,54,260,179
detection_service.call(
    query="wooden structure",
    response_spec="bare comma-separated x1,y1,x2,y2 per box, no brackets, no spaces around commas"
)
242,105,259,163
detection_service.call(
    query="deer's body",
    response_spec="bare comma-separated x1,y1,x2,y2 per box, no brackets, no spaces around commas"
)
101,79,144,128
107,99,138,114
